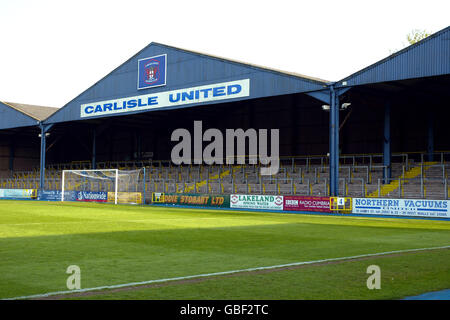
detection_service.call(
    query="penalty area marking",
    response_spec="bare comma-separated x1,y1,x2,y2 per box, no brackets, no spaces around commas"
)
3,244,450,300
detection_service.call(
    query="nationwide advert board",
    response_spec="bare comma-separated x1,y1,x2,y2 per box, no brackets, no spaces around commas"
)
283,196,331,213
352,198,450,219
75,191,108,202
230,194,284,211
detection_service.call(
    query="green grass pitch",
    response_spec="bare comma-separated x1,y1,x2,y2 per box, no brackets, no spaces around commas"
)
0,200,449,300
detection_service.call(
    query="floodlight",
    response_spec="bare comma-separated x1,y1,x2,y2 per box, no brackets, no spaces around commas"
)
341,103,351,110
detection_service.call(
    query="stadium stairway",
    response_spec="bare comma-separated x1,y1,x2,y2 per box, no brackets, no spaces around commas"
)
183,165,242,193
368,162,437,198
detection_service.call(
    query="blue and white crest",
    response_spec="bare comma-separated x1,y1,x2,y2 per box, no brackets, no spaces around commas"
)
138,54,167,90
144,59,160,84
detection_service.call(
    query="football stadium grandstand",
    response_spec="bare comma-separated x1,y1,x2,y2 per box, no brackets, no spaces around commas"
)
1,26,449,205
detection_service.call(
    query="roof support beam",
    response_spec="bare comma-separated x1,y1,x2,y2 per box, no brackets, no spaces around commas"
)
329,86,339,196
306,90,330,104
328,86,351,196
39,123,54,190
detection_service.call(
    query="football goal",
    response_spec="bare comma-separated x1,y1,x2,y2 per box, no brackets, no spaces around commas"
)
61,169,145,204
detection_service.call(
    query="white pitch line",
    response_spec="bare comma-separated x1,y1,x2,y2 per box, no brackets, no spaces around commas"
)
3,244,450,300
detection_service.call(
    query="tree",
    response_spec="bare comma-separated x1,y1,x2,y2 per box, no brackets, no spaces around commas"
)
389,29,432,54
406,29,431,45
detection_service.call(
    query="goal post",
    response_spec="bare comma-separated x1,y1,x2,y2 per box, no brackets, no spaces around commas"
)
114,169,119,205
61,168,144,205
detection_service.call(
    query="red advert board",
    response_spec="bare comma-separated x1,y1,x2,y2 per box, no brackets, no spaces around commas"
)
284,196,331,213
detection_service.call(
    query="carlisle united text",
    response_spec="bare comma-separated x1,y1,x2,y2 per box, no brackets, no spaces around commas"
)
80,80,248,117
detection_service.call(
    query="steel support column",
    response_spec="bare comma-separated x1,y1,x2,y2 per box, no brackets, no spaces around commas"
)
39,123,53,190
383,101,391,184
334,93,340,196
329,86,339,196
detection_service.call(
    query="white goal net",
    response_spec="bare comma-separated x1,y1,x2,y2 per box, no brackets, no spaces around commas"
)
61,169,144,204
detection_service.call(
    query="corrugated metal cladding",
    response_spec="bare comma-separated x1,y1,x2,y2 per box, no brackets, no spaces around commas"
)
44,43,327,124
339,26,450,87
0,102,39,130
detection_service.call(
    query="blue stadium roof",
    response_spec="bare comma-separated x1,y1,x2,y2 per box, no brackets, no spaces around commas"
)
337,26,450,87
44,42,329,124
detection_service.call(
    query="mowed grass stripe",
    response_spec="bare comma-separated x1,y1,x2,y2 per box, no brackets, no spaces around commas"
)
67,248,450,300
4,245,449,300
0,201,449,299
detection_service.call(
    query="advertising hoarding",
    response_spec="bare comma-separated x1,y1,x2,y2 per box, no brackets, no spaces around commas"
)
162,193,230,208
230,194,284,210
352,198,450,218
284,196,331,212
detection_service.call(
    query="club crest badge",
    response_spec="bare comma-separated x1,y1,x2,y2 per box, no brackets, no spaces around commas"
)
138,54,167,90
144,60,160,84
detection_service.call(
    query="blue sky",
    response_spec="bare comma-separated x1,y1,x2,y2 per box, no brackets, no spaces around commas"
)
0,0,449,107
